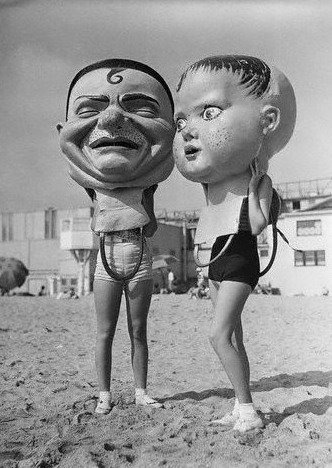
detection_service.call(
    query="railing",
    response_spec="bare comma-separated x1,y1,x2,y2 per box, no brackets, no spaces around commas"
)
275,177,332,200
155,209,200,222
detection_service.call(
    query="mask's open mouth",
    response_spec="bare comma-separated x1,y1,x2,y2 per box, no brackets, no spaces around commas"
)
184,145,200,158
90,137,139,150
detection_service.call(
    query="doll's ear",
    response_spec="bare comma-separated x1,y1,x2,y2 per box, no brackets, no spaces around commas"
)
260,106,280,135
56,122,63,134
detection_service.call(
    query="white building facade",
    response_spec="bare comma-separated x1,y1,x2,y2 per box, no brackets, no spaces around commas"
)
259,198,332,296
1,178,331,297
0,206,96,296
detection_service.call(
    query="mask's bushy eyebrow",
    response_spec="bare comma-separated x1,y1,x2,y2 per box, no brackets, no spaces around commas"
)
73,95,109,103
121,93,160,106
177,55,271,99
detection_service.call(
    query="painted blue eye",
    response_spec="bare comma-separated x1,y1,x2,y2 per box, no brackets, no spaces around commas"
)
176,118,187,131
202,107,222,120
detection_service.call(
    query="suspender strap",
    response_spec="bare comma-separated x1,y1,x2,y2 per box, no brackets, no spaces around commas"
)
193,235,234,268
259,225,278,277
276,227,303,253
99,231,145,282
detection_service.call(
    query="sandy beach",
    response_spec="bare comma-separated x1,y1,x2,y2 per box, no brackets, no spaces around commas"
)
0,293,331,468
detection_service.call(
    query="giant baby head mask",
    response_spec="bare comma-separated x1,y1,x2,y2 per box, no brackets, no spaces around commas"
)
173,55,296,184
58,59,175,190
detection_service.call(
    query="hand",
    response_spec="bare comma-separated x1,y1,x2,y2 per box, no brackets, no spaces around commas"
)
249,158,266,193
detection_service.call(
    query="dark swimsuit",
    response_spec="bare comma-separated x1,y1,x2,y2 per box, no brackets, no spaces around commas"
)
208,197,260,290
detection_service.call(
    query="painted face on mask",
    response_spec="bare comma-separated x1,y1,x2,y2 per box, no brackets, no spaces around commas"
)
173,68,264,184
60,67,174,186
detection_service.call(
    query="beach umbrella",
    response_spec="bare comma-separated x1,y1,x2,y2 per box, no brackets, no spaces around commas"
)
0,257,29,293
152,254,179,270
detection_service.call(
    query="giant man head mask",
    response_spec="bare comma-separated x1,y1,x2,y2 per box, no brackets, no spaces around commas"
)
58,59,175,191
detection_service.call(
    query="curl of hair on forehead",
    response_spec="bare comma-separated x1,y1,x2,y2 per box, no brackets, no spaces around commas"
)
65,58,174,120
176,55,271,99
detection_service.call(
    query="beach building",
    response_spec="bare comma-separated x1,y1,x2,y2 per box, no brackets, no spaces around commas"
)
0,207,95,296
1,177,331,296
0,206,198,296
258,178,332,295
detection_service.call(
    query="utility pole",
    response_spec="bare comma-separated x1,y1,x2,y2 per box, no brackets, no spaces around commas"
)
182,219,187,283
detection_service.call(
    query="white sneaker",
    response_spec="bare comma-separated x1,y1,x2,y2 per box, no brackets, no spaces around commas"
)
233,415,264,432
210,411,239,426
95,398,112,414
135,393,163,408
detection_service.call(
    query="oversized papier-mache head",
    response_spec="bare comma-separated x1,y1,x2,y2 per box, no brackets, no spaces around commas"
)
173,55,296,184
58,59,175,191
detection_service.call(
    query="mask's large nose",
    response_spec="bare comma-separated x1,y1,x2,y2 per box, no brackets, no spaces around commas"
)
98,107,126,130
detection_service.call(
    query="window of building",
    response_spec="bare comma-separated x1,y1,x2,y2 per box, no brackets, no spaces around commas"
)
294,250,325,267
45,209,57,239
152,247,160,255
257,229,268,245
1,213,13,241
316,250,326,266
297,219,322,236
70,278,78,286
292,200,301,210
260,249,269,257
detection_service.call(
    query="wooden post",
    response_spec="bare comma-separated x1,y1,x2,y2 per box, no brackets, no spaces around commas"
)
70,249,91,297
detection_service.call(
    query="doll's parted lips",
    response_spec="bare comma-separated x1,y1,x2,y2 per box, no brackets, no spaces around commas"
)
184,145,200,157
90,137,139,150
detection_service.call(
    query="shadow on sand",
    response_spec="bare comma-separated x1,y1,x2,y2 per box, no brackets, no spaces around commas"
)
161,387,235,403
262,396,332,426
250,370,332,392
161,370,332,424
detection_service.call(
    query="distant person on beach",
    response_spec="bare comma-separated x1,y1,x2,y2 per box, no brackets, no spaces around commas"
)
37,285,46,296
56,288,78,299
173,55,296,432
69,287,79,299
321,286,329,296
58,59,174,414
167,267,174,292
188,268,208,299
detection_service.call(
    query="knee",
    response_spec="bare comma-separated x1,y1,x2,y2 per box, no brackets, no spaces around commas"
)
209,329,232,352
131,321,147,343
96,327,115,343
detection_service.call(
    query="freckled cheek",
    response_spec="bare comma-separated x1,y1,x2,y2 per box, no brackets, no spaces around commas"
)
204,128,233,152
172,138,183,160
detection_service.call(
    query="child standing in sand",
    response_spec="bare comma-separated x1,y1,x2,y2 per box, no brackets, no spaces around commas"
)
173,55,296,431
58,59,174,414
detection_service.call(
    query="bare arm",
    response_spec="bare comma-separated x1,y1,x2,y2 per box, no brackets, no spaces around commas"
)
141,185,158,237
248,159,273,235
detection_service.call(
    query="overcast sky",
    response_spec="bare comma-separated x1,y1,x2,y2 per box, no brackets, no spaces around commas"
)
1,0,332,213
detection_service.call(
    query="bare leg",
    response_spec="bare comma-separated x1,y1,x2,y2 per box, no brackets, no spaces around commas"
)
209,279,219,307
94,279,123,392
125,279,162,407
233,319,250,388
208,280,252,403
124,279,153,389
210,280,250,392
